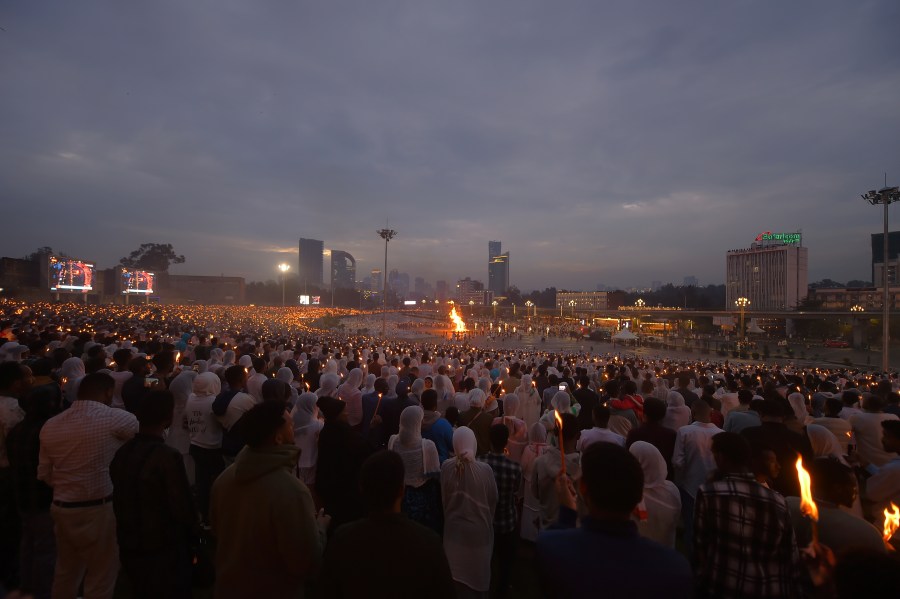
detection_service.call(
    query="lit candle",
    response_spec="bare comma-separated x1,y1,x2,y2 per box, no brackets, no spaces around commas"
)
883,502,900,547
796,457,819,545
554,410,566,475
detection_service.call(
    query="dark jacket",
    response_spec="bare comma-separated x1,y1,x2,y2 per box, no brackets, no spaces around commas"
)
741,421,813,497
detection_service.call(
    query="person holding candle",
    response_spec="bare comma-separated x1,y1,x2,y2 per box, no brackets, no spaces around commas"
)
865,420,900,516
536,442,691,598
693,432,802,599
531,412,581,531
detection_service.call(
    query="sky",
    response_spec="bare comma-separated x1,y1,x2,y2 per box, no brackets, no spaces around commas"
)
2,0,899,292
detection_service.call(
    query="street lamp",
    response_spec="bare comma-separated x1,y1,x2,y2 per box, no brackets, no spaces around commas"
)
569,299,576,316
525,300,534,318
469,299,475,316
635,298,645,308
862,184,900,372
735,297,750,343
850,304,865,313
277,263,290,307
492,300,498,318
377,228,397,337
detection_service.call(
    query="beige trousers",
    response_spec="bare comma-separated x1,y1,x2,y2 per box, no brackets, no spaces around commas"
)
50,502,119,599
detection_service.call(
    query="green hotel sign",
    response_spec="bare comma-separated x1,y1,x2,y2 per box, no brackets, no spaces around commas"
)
755,231,801,244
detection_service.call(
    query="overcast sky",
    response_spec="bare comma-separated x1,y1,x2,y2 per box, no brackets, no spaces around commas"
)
2,1,899,291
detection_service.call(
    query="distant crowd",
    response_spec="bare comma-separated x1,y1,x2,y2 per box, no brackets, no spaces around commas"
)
1,300,900,598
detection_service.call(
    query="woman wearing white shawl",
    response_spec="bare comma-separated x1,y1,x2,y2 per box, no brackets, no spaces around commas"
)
629,441,681,547
362,373,376,396
59,356,86,405
291,391,324,486
166,367,197,477
493,394,527,462
276,367,300,406
336,368,364,427
186,372,223,524
540,391,578,439
389,406,442,532
788,392,813,425
662,391,692,431
385,374,399,399
519,422,549,541
807,424,848,465
409,378,425,405
516,374,542,430
441,427,498,596
655,377,671,401
316,372,340,399
222,349,235,368
433,374,455,414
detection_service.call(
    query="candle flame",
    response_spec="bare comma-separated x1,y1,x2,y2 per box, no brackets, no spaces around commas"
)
796,456,818,522
554,409,563,434
450,307,466,332
884,502,900,543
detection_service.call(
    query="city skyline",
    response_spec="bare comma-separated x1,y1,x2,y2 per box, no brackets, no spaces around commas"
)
1,2,899,290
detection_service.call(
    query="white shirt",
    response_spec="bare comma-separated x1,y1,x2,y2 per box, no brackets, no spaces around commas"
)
218,391,256,431
38,400,138,502
577,427,625,451
0,395,26,468
185,394,223,449
849,412,900,467
867,456,900,507
246,372,267,403
719,393,740,417
672,421,723,498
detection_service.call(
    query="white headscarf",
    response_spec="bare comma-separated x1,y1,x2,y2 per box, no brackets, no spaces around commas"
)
807,424,848,465
363,373,376,395
468,388,486,408
398,405,424,447
550,391,571,413
502,394,520,418
192,372,222,397
453,426,478,463
662,391,692,430
788,392,812,425
292,391,320,429
317,373,340,398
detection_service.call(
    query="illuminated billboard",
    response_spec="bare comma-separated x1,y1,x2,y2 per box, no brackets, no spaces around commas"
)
121,268,155,295
311,296,321,305
299,295,321,306
49,256,94,293
403,300,417,306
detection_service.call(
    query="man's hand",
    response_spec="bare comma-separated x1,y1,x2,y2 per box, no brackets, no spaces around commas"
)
555,472,578,511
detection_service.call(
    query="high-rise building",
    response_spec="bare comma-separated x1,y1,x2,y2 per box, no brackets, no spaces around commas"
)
488,241,509,297
436,280,449,302
871,232,900,286
371,269,383,292
330,250,356,290
298,238,324,291
683,276,699,287
456,277,486,305
726,233,808,311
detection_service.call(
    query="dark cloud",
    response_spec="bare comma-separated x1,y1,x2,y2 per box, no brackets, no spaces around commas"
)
1,0,899,291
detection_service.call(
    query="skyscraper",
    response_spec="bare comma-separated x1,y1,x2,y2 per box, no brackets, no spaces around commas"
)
298,238,324,291
488,241,509,297
330,250,356,290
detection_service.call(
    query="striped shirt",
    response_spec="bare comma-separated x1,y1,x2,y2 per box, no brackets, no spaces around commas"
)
38,400,138,502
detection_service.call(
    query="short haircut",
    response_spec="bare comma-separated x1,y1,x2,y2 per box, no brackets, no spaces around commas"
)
360,450,405,513
711,432,751,467
489,423,510,450
420,388,438,410
77,372,115,401
128,357,149,375
136,390,174,427
559,412,579,442
152,351,175,372
643,397,666,422
225,365,247,389
825,396,844,416
0,362,26,391
373,378,390,394
593,404,611,426
756,399,784,418
252,356,267,373
580,442,643,515
241,400,288,448
113,349,134,368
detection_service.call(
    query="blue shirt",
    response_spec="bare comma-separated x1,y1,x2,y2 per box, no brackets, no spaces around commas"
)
536,507,692,598
422,417,454,463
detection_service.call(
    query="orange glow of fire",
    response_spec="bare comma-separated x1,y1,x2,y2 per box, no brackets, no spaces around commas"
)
884,502,900,543
796,457,819,522
450,307,466,332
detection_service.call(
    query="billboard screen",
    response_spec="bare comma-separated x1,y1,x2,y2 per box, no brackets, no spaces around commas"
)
49,256,94,293
299,295,310,305
121,268,155,295
311,296,321,305
403,300,417,306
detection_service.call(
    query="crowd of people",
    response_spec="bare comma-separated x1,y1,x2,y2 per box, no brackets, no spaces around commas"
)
1,299,900,598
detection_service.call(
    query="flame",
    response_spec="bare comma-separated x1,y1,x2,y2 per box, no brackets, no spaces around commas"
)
554,409,564,433
796,457,819,522
450,307,466,332
884,502,900,543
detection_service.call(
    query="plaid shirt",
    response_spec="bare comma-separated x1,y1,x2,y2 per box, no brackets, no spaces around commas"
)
693,473,803,599
479,452,522,534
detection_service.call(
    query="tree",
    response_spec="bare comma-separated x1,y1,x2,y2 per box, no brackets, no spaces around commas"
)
25,246,61,261
119,243,185,272
846,280,872,288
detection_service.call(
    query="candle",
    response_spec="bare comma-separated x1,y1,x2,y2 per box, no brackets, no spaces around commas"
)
883,502,900,547
554,410,566,475
796,457,819,545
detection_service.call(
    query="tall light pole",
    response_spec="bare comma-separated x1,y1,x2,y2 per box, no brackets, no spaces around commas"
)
863,184,900,372
525,300,534,319
569,299,576,317
735,297,750,343
278,263,290,307
492,300,498,319
377,228,397,338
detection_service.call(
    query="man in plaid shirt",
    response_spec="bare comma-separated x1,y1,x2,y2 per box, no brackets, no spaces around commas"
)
479,423,522,598
693,432,803,599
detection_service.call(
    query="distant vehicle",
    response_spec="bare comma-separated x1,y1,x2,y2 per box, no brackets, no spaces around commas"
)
824,339,850,348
